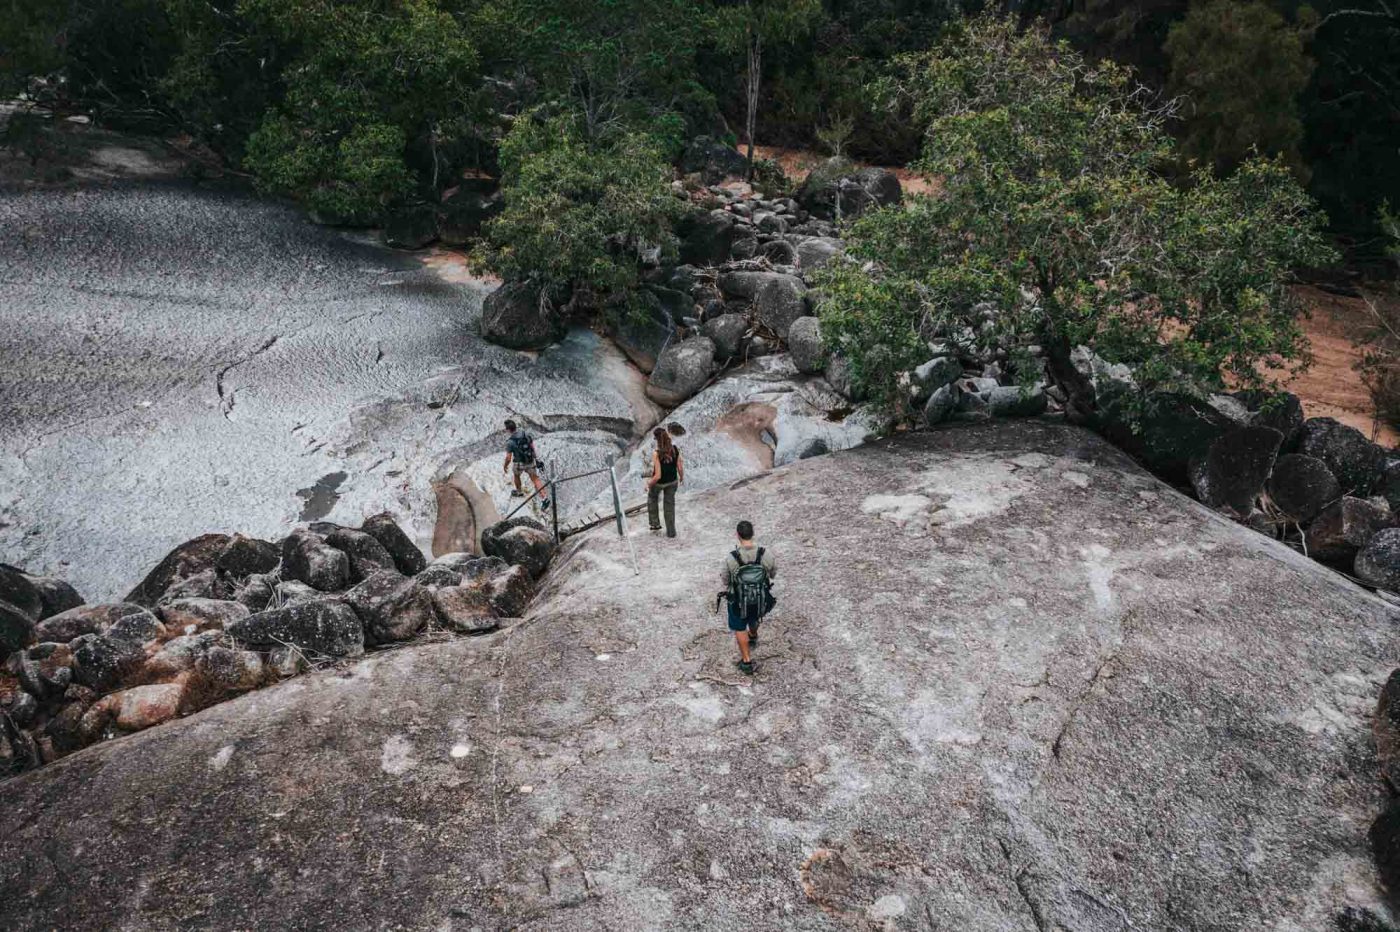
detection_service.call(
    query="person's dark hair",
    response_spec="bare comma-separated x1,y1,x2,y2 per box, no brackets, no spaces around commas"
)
736,520,754,540
653,426,675,459
504,419,517,432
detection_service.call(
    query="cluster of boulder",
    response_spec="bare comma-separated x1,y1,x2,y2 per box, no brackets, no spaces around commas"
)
479,145,904,414
0,513,557,775
377,179,503,250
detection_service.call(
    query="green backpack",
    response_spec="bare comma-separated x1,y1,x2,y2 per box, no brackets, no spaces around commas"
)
730,548,774,621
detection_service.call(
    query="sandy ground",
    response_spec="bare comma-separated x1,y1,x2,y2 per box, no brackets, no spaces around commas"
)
1288,285,1398,446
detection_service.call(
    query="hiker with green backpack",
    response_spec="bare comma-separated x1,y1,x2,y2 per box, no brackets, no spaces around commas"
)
719,520,777,675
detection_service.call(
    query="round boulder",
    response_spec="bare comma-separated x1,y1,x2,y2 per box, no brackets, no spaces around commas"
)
226,600,365,658
787,316,827,375
702,313,749,360
481,517,558,579
481,280,565,350
752,275,809,341
646,337,717,406
1297,417,1386,495
1266,454,1340,523
1357,528,1400,591
280,529,350,593
1188,426,1285,517
124,533,231,607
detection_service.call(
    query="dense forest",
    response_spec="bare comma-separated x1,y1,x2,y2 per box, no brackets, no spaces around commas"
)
3,0,1396,252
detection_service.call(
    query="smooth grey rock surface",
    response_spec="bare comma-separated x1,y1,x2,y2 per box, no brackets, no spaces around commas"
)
0,422,1393,929
1,183,661,599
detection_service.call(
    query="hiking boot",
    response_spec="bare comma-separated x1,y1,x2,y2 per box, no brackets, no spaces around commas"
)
510,489,524,498
540,498,551,510
737,660,755,675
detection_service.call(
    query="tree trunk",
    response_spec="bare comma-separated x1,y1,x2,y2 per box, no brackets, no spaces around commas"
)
744,31,761,182
1040,329,1099,425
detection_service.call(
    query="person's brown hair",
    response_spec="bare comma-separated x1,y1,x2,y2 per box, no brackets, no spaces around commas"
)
654,426,676,460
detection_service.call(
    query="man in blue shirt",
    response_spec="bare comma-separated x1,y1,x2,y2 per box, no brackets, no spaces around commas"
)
502,419,549,510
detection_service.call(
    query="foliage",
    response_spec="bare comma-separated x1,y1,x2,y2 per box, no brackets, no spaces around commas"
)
240,0,481,223
1383,203,1400,273
486,0,716,147
818,15,1335,415
477,115,685,300
1165,0,1313,177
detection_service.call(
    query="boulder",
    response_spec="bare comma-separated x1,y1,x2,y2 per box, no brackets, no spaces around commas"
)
609,292,675,374
343,571,434,645
325,528,399,582
1304,496,1391,563
824,355,864,402
124,533,231,607
431,554,509,583
1266,454,1341,523
157,598,250,634
985,385,1049,419
0,565,43,624
275,580,322,604
717,270,774,302
795,237,842,272
481,518,557,579
430,585,500,635
360,513,428,576
12,571,83,620
215,534,280,579
911,357,962,402
752,275,809,341
480,280,565,351
226,601,364,658
1372,799,1400,898
7,690,37,728
1188,426,1285,517
760,239,797,266
729,235,759,261
1297,418,1386,495
438,188,502,246
677,210,737,267
1356,528,1400,591
924,383,961,425
113,683,186,732
0,602,34,658
382,206,439,250
679,137,748,184
701,313,748,360
1231,391,1305,448
646,337,717,406
143,633,220,680
487,564,535,618
280,529,351,593
232,574,277,613
33,603,147,644
796,159,902,221
786,316,826,375
159,568,226,604
268,645,310,679
1100,393,1234,485
71,633,147,692
1375,669,1400,790
646,285,694,325
194,646,265,695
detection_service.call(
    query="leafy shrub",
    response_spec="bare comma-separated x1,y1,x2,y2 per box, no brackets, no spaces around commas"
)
819,14,1335,417
477,115,684,302
240,0,480,224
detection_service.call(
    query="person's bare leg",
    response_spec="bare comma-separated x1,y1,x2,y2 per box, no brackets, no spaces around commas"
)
736,630,751,663
512,470,523,494
530,471,547,498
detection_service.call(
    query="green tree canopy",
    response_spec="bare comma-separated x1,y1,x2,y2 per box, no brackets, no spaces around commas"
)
476,114,685,302
1165,0,1313,177
819,15,1335,418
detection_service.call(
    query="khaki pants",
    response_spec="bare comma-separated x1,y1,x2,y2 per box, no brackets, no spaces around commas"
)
647,482,677,537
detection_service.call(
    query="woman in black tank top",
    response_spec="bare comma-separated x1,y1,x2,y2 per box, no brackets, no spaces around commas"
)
647,427,684,538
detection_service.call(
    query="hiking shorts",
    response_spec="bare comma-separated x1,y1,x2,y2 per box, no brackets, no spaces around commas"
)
512,460,539,479
727,602,760,633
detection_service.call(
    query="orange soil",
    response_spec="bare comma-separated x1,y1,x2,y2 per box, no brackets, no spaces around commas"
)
750,145,941,196
1287,286,1398,447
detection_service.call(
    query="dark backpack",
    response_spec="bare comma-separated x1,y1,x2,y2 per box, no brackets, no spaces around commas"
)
730,548,774,621
507,431,536,465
